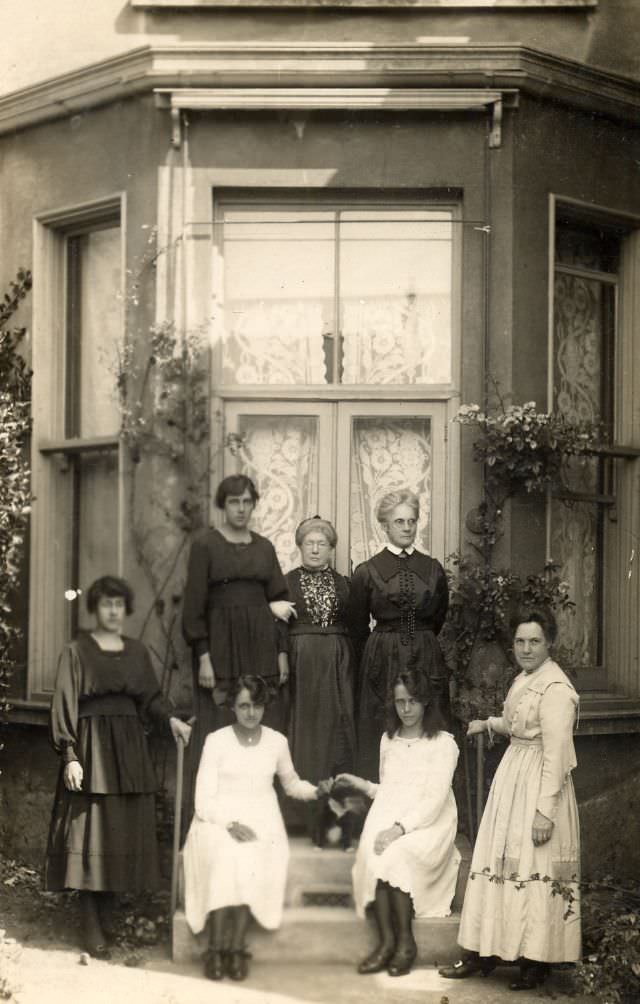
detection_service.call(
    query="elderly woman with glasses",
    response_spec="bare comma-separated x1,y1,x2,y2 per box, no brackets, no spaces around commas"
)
284,517,357,845
349,489,449,782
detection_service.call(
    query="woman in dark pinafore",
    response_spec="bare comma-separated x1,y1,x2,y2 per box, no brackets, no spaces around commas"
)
44,576,191,958
349,489,449,783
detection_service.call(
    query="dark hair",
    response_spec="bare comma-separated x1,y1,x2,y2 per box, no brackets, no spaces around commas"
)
86,575,134,616
215,475,259,510
384,666,448,739
226,674,271,709
511,606,558,645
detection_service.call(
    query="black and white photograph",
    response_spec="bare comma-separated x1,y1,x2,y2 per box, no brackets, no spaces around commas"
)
0,1,639,1002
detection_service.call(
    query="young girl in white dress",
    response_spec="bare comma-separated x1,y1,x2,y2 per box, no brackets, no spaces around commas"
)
338,666,460,977
183,675,326,981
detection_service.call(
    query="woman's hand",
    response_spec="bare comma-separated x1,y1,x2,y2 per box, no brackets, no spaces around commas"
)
227,821,257,843
169,717,192,746
466,719,487,737
374,824,403,856
269,600,297,623
532,810,554,847
198,652,215,690
63,761,83,792
335,772,367,793
316,778,334,797
278,652,289,686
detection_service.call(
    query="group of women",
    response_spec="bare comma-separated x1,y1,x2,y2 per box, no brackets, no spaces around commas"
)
44,473,582,992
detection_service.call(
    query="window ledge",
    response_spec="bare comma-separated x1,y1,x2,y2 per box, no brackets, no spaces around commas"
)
6,700,50,727
132,1,597,8
577,695,640,735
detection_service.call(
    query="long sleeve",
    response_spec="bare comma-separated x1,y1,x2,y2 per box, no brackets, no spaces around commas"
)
193,734,228,825
537,683,578,821
276,735,317,801
396,735,459,833
431,565,449,635
132,644,175,733
182,533,211,657
49,644,82,764
487,715,510,737
264,545,289,603
347,563,372,663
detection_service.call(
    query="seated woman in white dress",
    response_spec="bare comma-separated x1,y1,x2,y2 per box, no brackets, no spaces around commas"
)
337,666,460,978
183,675,326,982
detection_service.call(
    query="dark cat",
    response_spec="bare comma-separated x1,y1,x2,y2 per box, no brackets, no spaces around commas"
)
312,779,370,851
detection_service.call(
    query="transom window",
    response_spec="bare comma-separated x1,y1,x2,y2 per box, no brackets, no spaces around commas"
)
213,203,453,387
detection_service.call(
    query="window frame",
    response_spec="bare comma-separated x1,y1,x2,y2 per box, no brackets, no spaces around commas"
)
26,195,126,703
547,194,640,704
211,189,462,398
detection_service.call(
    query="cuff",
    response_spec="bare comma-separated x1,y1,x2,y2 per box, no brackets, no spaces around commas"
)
61,745,79,765
194,640,210,657
536,795,558,822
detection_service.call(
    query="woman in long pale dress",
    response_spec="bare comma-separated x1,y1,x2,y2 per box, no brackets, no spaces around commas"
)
440,607,580,991
183,675,324,982
338,666,460,978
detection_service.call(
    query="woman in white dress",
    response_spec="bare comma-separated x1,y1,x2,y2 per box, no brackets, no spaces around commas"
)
337,666,460,977
183,675,324,981
439,607,580,991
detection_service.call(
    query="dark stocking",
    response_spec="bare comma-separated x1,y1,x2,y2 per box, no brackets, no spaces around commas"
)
357,881,395,974
208,908,231,950
388,886,417,976
79,891,110,959
230,905,251,951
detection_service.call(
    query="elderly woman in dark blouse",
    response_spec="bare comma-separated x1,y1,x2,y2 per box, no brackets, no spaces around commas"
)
45,576,191,959
285,517,356,843
182,475,294,822
349,489,449,782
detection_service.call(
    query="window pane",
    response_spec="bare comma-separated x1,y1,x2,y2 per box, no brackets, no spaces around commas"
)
75,450,119,632
220,211,333,384
350,416,432,568
551,259,616,678
232,415,319,572
341,211,452,385
71,226,122,438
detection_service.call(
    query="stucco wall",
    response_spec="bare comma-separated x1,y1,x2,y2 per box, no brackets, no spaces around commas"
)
3,0,639,98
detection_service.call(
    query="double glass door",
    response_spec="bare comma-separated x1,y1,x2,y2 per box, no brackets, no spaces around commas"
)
223,400,447,575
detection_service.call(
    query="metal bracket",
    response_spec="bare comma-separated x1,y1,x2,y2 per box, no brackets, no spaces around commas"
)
171,106,182,149
488,97,503,149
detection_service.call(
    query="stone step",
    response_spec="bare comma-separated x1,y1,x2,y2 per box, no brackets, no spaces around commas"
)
172,906,462,965
177,834,471,910
173,833,471,964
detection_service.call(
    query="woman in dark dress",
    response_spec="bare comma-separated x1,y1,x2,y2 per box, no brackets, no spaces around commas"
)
350,489,449,783
44,576,192,958
182,475,295,822
286,517,356,843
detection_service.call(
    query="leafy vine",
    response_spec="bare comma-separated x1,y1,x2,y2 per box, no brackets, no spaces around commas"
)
0,269,32,732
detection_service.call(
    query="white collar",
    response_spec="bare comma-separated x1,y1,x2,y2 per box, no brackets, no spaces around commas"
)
386,544,416,556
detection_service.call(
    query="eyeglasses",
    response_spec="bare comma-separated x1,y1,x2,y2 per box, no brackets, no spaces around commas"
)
391,518,417,528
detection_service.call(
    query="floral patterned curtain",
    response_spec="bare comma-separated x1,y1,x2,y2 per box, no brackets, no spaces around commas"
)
349,417,433,571
234,415,319,573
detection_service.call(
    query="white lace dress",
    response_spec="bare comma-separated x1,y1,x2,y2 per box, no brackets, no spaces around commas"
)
352,730,460,919
183,726,316,933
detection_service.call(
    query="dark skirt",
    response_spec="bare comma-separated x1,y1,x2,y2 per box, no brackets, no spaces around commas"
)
355,628,447,783
44,773,160,893
289,630,356,784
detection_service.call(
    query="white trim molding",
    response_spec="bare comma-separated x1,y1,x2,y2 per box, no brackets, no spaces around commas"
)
132,1,597,7
0,43,638,138
157,86,512,147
